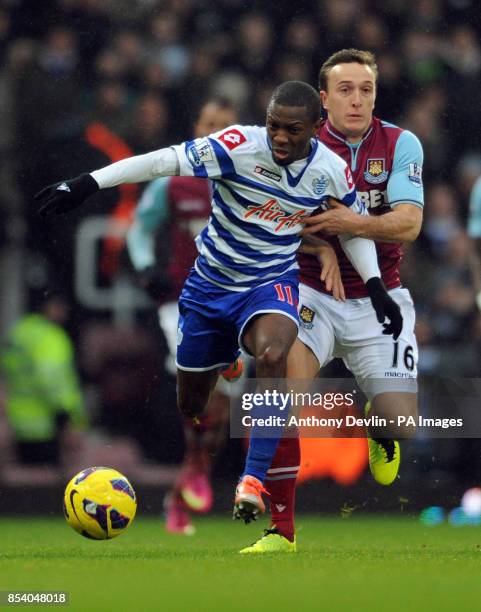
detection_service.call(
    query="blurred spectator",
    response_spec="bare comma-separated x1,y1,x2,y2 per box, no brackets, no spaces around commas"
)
284,17,319,61
17,26,82,143
443,25,481,155
235,12,273,77
467,173,481,311
111,29,146,91
210,70,250,111
126,92,171,153
402,30,445,85
355,14,388,53
406,0,444,31
429,232,475,345
456,153,481,206
401,87,449,177
422,184,462,258
87,80,131,136
415,314,440,375
442,24,481,77
148,11,190,85
375,52,406,121
319,0,365,53
0,291,86,466
275,54,312,83
180,45,221,122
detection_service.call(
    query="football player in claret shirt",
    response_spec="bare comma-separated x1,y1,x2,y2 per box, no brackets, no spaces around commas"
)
242,50,424,554
36,80,402,546
126,98,241,535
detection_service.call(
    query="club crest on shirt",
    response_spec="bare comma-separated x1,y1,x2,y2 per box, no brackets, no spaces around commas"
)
299,305,315,329
364,158,388,184
312,175,329,195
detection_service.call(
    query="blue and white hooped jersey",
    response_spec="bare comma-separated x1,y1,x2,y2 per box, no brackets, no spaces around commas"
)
172,125,358,291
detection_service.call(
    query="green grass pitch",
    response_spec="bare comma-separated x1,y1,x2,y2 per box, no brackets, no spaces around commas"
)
1,515,481,611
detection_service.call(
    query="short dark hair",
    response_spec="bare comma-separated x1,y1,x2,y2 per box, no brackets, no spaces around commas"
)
319,49,378,91
269,81,321,123
196,96,236,117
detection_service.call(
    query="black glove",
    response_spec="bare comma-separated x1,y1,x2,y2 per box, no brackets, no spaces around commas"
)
366,277,403,341
138,266,173,301
36,173,99,218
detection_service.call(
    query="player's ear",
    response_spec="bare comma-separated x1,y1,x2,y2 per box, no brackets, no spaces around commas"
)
320,90,328,111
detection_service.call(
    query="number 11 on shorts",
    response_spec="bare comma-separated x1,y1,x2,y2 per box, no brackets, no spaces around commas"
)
274,283,294,305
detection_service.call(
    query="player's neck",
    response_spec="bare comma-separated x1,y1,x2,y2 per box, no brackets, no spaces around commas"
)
327,118,372,144
346,135,362,145
291,141,314,164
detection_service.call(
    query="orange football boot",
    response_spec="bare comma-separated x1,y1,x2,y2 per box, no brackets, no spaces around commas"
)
233,475,268,523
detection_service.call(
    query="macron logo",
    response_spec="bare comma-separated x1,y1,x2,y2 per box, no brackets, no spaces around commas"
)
275,504,286,513
57,183,71,192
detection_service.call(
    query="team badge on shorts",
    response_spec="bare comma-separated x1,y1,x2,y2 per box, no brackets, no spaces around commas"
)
364,158,388,184
299,305,315,330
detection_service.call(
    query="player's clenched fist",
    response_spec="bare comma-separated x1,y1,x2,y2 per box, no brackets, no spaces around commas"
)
35,173,99,218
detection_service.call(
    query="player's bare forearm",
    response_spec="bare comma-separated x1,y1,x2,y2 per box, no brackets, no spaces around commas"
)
298,237,345,301
351,204,422,242
302,203,423,243
298,234,331,255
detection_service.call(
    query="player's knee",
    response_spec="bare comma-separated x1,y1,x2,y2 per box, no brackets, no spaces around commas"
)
256,343,289,376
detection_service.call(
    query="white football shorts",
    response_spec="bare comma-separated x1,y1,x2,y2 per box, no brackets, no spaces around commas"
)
297,283,418,399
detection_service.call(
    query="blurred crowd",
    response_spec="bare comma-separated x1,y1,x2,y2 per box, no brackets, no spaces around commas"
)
0,0,480,485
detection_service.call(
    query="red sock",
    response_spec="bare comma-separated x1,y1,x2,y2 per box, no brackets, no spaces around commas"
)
178,390,230,480
265,436,300,542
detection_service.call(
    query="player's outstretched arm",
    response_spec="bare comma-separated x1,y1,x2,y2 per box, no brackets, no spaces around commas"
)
338,233,403,340
36,147,180,218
